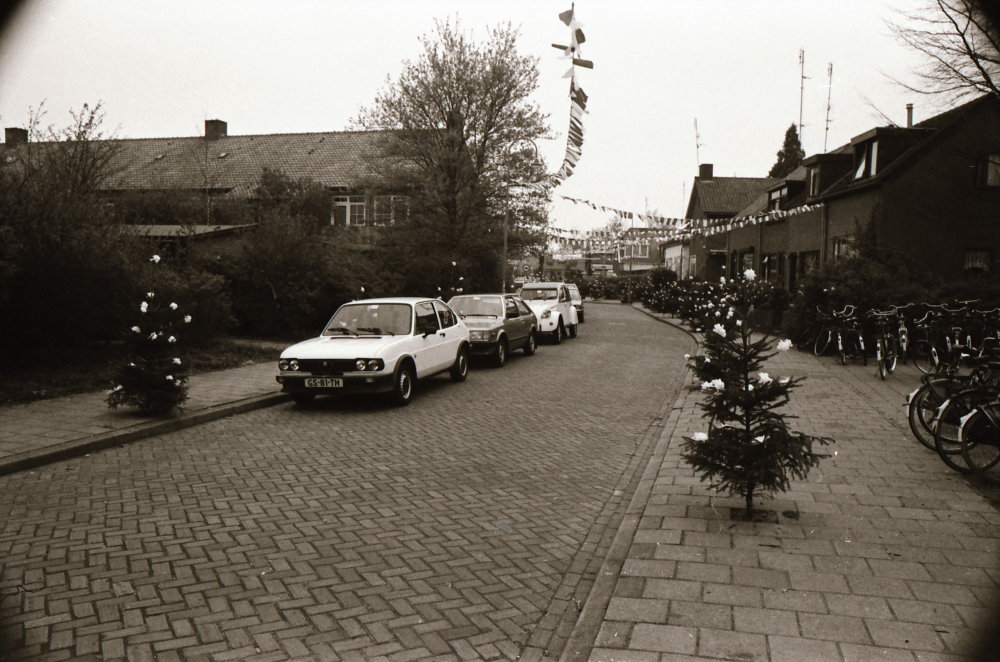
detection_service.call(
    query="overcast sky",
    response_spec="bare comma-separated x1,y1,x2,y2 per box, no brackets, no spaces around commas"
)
1,0,938,232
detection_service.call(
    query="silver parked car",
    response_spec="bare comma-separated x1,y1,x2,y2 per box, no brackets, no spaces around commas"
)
447,294,538,367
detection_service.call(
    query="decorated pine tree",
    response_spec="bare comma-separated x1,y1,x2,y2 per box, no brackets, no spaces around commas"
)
683,270,829,519
106,254,191,414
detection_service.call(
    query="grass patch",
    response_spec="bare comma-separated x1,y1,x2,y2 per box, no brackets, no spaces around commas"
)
1,337,291,407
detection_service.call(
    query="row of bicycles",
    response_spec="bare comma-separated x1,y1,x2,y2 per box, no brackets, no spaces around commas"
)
807,301,1000,380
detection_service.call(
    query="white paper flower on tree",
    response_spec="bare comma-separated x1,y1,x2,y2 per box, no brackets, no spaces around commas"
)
184,315,192,323
753,435,765,445
776,339,792,351
131,326,141,333
758,372,772,384
701,379,725,391
140,302,148,313
170,303,178,310
150,255,161,263
173,358,181,364
744,268,756,281
692,432,708,441
713,323,727,338
168,336,176,343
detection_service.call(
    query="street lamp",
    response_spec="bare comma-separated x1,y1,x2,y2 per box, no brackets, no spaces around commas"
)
502,139,544,293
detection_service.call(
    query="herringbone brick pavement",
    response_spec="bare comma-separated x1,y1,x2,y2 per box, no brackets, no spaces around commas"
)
0,303,695,662
582,314,1000,662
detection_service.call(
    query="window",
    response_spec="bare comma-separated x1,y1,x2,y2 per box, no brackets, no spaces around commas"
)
854,140,878,180
433,301,457,328
740,251,754,271
617,244,649,259
809,168,820,196
372,195,409,224
799,251,820,274
762,254,782,282
966,249,992,272
332,195,367,225
515,299,531,316
768,187,789,211
504,298,518,318
833,236,856,260
978,154,1000,187
415,302,439,334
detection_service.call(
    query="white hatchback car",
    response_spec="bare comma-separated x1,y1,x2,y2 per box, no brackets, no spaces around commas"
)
518,282,579,343
276,297,470,406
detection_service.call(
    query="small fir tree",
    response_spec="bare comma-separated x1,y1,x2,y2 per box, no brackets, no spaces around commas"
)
106,254,191,414
768,124,806,179
682,270,830,519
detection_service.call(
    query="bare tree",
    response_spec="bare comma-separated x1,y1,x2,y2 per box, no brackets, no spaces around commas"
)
889,0,1000,103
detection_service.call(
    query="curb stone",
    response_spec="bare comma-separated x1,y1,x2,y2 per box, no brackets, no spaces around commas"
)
0,391,291,476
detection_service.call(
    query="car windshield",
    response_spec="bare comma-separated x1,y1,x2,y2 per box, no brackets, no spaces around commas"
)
322,303,411,336
520,288,558,301
448,296,503,318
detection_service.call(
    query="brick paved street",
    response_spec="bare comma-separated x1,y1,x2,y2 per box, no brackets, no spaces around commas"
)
0,303,694,662
577,309,1000,662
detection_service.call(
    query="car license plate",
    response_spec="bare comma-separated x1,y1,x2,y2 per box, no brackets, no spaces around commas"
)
305,378,342,388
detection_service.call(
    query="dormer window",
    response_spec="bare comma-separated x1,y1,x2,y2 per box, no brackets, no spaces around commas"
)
977,154,1000,187
808,167,820,196
768,186,789,211
854,140,878,180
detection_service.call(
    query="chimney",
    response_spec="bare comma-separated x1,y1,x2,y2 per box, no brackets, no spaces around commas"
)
906,104,913,128
205,119,227,141
699,163,713,180
4,127,28,145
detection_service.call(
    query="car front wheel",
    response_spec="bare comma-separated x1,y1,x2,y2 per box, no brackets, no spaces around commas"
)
493,337,507,368
568,323,578,338
450,346,469,382
552,320,563,344
390,364,414,406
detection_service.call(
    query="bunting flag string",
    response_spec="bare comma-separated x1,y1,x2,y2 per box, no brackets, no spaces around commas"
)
542,200,827,251
536,4,592,192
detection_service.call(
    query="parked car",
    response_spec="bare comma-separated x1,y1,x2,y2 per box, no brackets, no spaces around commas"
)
566,283,585,323
276,297,470,406
518,282,579,343
447,294,538,367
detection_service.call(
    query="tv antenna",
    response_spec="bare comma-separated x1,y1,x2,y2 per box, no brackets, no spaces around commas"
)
823,62,834,152
694,118,703,166
798,49,809,148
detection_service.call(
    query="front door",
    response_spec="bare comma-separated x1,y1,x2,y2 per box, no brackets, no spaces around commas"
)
413,302,447,376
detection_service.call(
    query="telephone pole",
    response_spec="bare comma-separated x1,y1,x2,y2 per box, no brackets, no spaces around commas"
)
824,62,834,152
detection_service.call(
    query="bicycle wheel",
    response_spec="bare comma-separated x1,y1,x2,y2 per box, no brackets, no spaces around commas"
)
814,329,831,356
934,397,975,473
877,339,887,380
907,379,950,451
960,405,1000,484
886,336,898,374
858,333,868,366
911,341,939,375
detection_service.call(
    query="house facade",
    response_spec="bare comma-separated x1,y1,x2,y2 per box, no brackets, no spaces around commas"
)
686,95,1000,287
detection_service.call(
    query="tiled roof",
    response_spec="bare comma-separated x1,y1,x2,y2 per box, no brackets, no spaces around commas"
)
98,130,388,194
692,176,781,215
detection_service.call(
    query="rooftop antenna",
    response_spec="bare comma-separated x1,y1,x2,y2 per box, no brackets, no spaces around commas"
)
694,118,702,166
798,49,809,149
823,62,834,152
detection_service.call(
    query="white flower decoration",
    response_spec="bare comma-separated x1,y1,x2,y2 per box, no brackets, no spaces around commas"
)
684,354,690,359
184,315,192,323
720,277,726,284
744,268,756,281
779,377,790,384
173,358,181,364
692,432,708,441
168,336,176,343
174,379,182,386
707,302,714,308
140,302,148,313
147,292,154,299
166,375,173,381
712,323,727,338
150,255,161,263
777,339,792,351
753,435,765,445
758,372,772,384
360,287,365,293
131,326,141,333
700,378,726,391
148,332,157,340
727,308,734,319
736,319,742,326
170,303,178,310
748,384,754,391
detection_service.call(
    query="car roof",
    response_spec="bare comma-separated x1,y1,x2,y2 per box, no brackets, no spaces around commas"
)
449,293,506,298
520,282,565,288
340,297,439,306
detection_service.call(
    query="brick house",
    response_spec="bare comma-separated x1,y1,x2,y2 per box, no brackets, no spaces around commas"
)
2,119,404,246
698,95,1000,288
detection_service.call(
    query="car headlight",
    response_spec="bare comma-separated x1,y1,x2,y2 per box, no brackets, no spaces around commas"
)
367,359,382,371
280,359,299,371
540,310,552,319
353,359,383,371
356,359,368,371
279,359,289,371
470,330,488,341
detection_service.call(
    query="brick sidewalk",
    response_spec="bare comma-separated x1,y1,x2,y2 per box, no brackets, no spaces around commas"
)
0,361,284,472
571,306,1000,662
